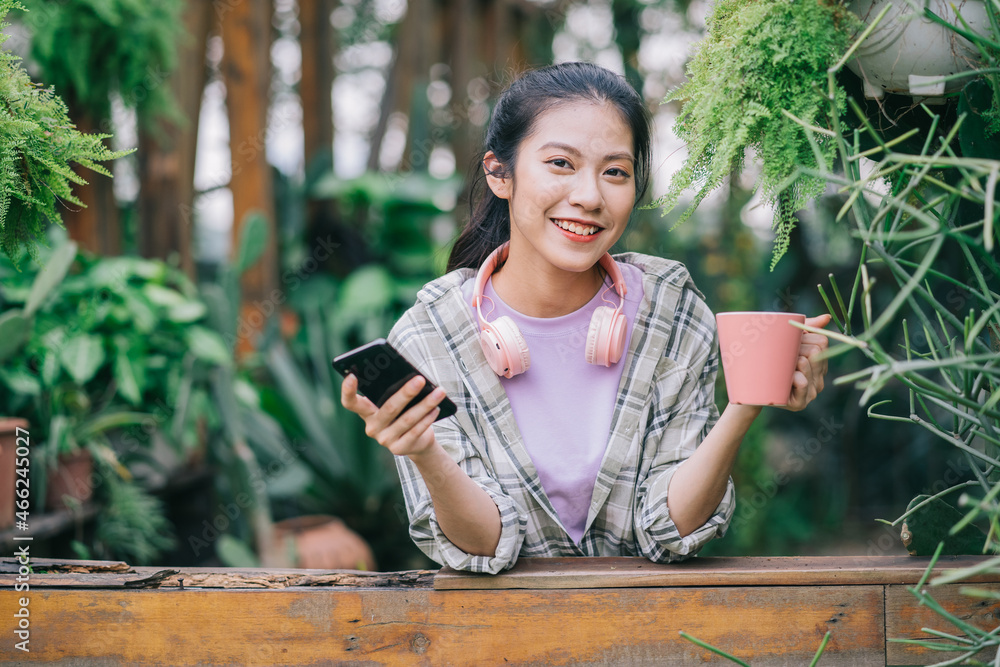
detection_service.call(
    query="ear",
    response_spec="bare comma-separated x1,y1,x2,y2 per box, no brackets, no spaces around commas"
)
483,151,511,200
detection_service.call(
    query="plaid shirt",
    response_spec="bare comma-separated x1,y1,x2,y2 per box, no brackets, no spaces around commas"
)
388,252,734,574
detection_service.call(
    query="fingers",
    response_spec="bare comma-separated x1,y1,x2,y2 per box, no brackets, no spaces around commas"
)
386,405,441,456
785,364,813,412
340,373,377,418
779,314,833,413
341,370,448,457
805,313,832,329
374,383,446,447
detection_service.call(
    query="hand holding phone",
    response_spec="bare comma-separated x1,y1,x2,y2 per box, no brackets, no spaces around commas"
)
333,338,457,422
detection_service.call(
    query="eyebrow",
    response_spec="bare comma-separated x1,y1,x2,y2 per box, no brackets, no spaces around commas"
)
537,141,634,164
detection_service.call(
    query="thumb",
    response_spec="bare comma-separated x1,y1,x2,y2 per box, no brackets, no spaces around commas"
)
805,313,832,329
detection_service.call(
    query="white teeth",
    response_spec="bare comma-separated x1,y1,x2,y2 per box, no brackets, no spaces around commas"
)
554,219,598,236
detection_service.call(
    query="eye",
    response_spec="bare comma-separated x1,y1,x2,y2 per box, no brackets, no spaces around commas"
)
606,166,631,178
548,158,571,169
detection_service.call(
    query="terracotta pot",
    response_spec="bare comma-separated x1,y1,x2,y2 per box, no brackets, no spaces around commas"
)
46,449,94,511
0,418,29,530
273,515,376,571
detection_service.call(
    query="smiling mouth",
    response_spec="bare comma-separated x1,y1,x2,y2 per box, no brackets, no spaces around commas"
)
552,219,601,236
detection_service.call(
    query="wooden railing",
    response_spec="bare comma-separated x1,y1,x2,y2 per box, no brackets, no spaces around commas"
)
2,555,999,664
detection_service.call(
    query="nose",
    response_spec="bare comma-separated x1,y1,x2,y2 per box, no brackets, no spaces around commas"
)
567,170,603,211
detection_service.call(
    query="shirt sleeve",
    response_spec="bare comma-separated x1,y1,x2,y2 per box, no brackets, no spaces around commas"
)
632,291,735,562
389,312,527,574
394,419,527,574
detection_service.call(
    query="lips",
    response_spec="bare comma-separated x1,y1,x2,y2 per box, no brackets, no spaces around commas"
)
551,218,601,236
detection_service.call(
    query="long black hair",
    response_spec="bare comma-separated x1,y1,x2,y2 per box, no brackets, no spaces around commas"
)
446,61,652,273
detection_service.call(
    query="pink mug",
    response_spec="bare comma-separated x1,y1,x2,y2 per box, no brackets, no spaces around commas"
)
716,311,806,406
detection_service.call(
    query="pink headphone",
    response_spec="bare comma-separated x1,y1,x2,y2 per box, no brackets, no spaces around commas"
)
472,242,629,378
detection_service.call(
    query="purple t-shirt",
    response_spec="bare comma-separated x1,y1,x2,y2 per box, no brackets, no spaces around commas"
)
462,262,644,543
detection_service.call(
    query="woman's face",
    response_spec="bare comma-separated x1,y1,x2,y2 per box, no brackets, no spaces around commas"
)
486,100,636,278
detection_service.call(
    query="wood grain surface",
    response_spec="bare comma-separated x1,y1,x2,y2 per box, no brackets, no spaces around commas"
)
4,556,1000,665
885,583,1000,665
0,585,884,665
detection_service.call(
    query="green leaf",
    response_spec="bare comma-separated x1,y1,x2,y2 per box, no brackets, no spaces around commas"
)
264,462,312,498
167,300,207,323
77,411,151,441
216,534,260,568
142,283,189,309
88,256,166,286
122,290,158,333
337,265,396,314
40,347,60,385
235,212,269,275
0,365,42,396
265,343,348,478
199,283,235,343
24,240,76,317
184,326,232,367
0,309,30,362
113,337,145,405
48,414,74,456
58,333,105,385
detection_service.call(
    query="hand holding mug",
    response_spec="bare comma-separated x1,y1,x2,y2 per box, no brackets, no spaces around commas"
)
716,312,831,409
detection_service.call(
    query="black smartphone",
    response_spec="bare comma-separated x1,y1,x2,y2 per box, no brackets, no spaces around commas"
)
333,338,457,422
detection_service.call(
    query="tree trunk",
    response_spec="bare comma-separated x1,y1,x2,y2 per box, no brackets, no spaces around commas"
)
136,0,213,280
220,0,279,350
299,0,336,174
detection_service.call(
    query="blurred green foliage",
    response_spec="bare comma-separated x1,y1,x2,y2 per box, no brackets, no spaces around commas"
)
0,0,130,269
231,171,464,570
17,0,183,127
0,227,234,563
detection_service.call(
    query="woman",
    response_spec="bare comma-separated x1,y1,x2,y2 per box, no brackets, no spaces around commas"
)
341,62,830,574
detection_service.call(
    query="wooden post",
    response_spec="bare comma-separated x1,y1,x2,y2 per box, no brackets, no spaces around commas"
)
220,0,279,351
136,0,213,280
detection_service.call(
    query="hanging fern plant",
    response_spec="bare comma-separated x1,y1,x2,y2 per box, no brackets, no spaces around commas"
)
0,0,129,270
654,0,861,269
18,0,183,127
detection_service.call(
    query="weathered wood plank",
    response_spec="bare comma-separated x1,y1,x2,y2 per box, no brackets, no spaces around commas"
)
0,585,884,665
0,556,130,574
0,567,436,589
885,583,1000,665
435,555,1000,590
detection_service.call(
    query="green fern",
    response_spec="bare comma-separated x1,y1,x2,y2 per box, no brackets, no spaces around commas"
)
0,0,130,270
655,0,861,269
94,469,177,565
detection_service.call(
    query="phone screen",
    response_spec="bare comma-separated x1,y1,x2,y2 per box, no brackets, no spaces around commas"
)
332,338,457,422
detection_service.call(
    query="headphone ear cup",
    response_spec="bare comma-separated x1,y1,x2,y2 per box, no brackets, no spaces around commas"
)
586,306,627,367
481,316,530,378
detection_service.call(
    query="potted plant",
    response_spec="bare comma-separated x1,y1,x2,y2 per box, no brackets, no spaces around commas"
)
655,0,998,269
0,418,27,529
846,0,991,99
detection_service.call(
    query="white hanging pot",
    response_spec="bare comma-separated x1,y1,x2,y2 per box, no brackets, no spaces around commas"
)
847,0,989,100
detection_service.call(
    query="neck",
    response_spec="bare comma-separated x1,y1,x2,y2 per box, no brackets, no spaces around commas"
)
492,257,605,318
